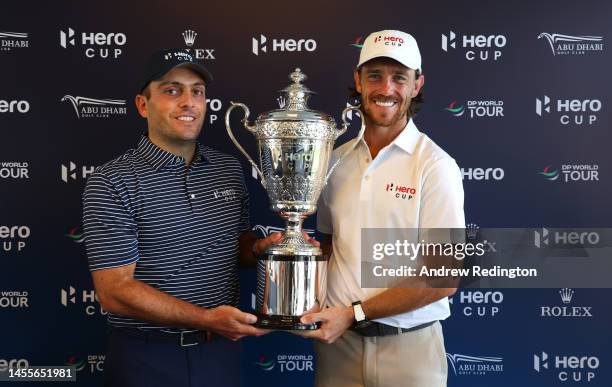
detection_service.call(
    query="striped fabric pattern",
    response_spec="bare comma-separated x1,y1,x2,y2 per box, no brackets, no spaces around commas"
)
83,135,249,330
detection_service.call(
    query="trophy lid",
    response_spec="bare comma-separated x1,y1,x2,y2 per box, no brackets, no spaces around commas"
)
257,68,336,124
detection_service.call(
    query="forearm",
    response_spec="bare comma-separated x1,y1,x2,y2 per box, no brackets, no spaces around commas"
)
239,231,258,266
96,275,212,330
362,287,456,320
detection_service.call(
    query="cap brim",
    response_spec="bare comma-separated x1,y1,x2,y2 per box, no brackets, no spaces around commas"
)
358,52,421,72
139,62,214,94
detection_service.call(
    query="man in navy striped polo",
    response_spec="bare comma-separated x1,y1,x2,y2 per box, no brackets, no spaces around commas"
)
82,49,278,387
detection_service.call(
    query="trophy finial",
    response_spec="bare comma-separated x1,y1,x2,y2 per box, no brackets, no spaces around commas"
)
290,68,307,85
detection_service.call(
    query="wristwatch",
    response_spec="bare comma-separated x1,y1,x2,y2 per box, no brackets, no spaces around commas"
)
352,301,367,327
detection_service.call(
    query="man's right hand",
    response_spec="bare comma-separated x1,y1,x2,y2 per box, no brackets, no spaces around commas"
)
205,305,269,341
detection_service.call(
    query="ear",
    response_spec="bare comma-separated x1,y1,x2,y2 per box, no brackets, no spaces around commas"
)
412,73,425,98
134,94,148,118
353,68,362,94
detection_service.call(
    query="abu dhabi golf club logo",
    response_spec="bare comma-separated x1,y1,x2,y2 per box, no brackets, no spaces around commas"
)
534,228,600,249
538,33,603,56
61,95,126,119
59,27,126,59
538,164,599,183
534,351,599,383
0,290,29,309
445,100,503,118
446,353,504,376
536,95,602,126
540,288,592,318
180,29,215,59
441,30,506,61
251,34,317,56
0,31,28,51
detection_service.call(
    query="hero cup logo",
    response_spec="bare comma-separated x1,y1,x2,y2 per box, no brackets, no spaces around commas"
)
538,33,603,56
61,162,95,182
60,286,106,316
534,228,600,248
180,29,215,59
0,32,29,51
59,27,126,59
449,291,503,318
536,95,602,125
373,35,404,47
0,99,30,114
446,353,503,376
461,168,505,181
251,34,317,56
534,351,599,383
1,225,30,253
540,288,592,318
385,182,416,200
61,95,126,119
441,30,506,61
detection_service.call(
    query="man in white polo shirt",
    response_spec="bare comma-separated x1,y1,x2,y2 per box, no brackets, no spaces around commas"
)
299,30,465,386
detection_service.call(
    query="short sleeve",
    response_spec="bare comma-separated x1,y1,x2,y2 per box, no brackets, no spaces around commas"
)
82,171,140,271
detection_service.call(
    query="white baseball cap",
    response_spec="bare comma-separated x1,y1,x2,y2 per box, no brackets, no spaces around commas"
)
358,30,422,71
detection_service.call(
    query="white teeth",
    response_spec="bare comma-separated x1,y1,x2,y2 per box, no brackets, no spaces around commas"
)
177,116,195,121
375,101,395,107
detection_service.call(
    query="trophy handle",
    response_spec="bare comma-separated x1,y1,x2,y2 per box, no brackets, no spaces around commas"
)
323,105,366,185
225,102,265,185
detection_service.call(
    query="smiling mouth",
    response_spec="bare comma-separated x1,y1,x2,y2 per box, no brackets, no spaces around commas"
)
374,101,396,107
176,115,196,122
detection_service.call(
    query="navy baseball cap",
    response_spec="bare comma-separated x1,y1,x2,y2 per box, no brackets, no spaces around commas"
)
138,48,213,93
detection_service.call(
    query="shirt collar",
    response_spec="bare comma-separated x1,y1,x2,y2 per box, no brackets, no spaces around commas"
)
357,118,421,155
136,135,210,170
391,119,420,154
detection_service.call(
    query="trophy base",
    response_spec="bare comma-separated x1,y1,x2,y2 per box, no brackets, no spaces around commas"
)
254,313,320,330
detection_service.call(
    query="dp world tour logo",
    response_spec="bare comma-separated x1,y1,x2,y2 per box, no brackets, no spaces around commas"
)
65,356,87,372
255,356,275,371
537,33,603,56
445,101,465,116
539,165,559,180
351,36,364,48
446,353,504,376
61,95,126,119
66,227,85,243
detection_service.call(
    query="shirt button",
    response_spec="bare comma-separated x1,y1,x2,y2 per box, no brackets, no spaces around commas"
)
365,158,370,163
190,194,196,199
364,175,370,181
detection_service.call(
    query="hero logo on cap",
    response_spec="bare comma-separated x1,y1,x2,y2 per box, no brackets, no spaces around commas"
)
373,35,404,47
164,51,194,62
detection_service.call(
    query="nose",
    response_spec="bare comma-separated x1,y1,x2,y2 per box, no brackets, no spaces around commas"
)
379,76,394,95
179,91,196,108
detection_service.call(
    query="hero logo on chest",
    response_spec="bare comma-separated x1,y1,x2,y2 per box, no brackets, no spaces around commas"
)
385,182,417,200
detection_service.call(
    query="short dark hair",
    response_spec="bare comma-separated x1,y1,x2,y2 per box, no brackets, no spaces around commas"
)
349,66,423,117
140,85,151,99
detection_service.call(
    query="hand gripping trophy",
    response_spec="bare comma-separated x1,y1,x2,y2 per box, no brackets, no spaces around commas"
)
225,68,364,329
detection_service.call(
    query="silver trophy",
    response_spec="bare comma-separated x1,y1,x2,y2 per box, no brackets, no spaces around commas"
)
225,68,364,330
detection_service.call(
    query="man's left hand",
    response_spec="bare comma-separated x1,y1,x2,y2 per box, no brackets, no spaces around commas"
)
296,306,354,344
